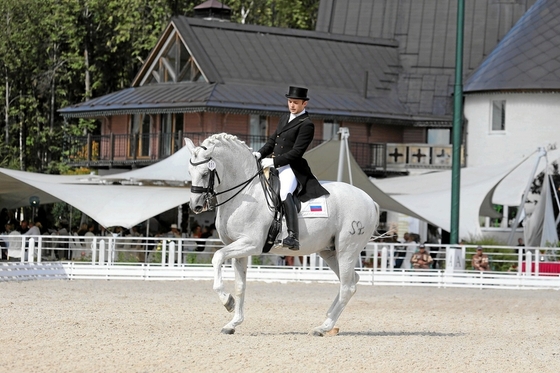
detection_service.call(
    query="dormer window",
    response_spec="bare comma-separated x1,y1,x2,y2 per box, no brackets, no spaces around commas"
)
144,31,205,85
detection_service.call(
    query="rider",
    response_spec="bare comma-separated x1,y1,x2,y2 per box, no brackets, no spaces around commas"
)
252,86,329,250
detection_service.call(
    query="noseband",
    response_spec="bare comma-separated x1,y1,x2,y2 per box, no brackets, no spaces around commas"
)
190,149,261,211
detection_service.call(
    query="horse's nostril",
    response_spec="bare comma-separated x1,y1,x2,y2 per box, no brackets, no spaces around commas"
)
194,206,203,213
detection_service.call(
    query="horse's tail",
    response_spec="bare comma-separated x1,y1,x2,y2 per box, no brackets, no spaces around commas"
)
369,201,388,241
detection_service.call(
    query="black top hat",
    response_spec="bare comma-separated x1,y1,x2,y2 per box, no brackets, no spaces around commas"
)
285,86,309,101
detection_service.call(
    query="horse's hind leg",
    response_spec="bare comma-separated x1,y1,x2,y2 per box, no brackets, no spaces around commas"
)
221,256,248,334
312,248,361,337
319,249,341,318
319,249,361,319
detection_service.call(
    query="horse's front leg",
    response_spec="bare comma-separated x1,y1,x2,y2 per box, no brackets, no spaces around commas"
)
221,256,248,334
211,240,259,332
211,249,234,311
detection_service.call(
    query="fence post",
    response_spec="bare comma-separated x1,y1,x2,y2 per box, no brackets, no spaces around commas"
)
99,240,105,264
28,238,35,263
37,236,42,263
87,133,92,163
168,241,176,266
177,240,182,265
310,253,317,270
110,133,114,162
91,237,97,264
381,246,388,271
372,243,378,272
161,241,167,266
132,133,138,160
389,245,395,271
20,236,26,263
525,251,532,275
445,245,463,273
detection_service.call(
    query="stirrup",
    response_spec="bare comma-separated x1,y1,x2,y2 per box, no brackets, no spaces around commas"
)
283,234,300,250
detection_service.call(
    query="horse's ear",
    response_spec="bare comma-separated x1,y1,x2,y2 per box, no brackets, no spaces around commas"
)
184,138,196,153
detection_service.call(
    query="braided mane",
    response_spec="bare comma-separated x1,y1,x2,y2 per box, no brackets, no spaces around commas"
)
200,133,251,155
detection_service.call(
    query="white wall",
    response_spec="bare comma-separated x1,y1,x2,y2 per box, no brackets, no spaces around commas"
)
464,93,560,167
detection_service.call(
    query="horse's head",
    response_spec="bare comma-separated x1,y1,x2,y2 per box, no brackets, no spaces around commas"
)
186,133,256,214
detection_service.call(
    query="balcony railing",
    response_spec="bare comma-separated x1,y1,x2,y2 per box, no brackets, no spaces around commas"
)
64,132,457,174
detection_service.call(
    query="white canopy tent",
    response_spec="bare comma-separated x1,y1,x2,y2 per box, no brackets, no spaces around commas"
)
2,132,558,239
0,146,192,228
304,138,433,223
372,147,560,240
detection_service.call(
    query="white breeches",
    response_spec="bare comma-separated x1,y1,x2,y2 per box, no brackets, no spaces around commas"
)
278,165,297,201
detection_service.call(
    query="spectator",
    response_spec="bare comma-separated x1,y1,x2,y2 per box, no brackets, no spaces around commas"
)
1,223,12,260
402,233,418,269
19,220,29,234
7,223,22,261
168,224,181,238
411,244,433,269
395,232,408,269
24,221,41,236
472,246,490,271
77,223,88,236
516,237,527,261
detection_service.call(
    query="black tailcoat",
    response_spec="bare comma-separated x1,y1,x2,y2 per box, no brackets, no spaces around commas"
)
258,112,329,202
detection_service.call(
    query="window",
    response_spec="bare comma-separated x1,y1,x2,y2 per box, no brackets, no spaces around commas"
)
491,100,506,131
161,113,183,157
427,129,450,144
129,114,152,158
323,120,340,140
250,115,267,150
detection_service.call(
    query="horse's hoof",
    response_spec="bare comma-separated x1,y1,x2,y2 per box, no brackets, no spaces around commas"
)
310,329,325,337
224,294,235,313
326,327,340,336
221,328,235,335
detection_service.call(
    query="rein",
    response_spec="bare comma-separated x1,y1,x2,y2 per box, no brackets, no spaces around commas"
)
190,153,262,210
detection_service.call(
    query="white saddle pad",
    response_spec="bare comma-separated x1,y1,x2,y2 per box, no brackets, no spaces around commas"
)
299,196,328,218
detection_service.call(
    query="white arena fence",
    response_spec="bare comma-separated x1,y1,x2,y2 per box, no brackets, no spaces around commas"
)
1,235,559,290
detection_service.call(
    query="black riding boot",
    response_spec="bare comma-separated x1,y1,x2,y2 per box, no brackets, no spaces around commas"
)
282,194,300,250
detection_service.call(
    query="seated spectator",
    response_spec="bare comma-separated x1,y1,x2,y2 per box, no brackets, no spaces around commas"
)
472,246,490,271
168,224,181,238
7,224,23,261
19,220,29,234
24,221,41,236
410,244,433,269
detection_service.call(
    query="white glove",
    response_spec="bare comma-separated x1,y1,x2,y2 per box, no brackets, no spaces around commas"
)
261,158,274,169
252,151,261,160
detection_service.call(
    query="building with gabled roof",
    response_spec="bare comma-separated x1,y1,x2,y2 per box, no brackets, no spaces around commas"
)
59,11,452,174
464,0,560,167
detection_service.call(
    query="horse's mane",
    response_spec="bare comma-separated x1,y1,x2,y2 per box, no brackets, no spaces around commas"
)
197,133,250,156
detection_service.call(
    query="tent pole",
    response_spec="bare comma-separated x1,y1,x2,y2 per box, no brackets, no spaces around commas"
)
337,128,350,182
549,167,560,226
507,147,546,245
344,132,353,185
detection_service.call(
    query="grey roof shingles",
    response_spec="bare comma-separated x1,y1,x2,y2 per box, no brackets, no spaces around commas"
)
61,16,447,124
315,0,539,116
464,0,560,92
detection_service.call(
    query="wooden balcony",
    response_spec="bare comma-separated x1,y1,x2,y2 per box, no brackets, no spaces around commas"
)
64,132,457,175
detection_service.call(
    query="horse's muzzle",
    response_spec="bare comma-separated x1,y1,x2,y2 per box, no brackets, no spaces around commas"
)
193,205,205,214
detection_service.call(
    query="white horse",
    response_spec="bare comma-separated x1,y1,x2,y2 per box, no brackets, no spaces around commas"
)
186,133,379,336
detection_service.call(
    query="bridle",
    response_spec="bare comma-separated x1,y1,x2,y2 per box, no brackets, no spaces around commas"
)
189,148,262,211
